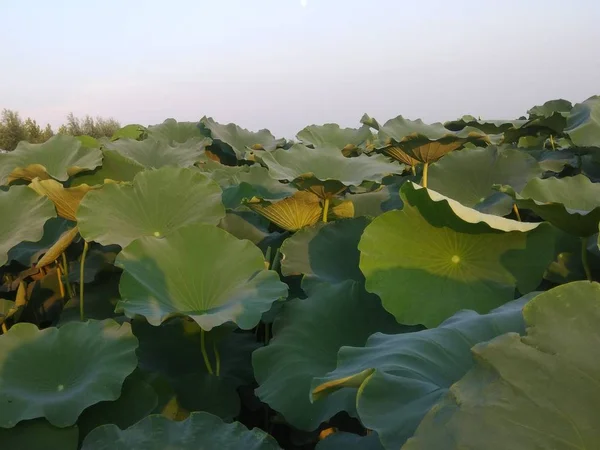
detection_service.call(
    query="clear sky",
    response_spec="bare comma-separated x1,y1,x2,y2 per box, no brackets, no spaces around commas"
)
1,0,599,138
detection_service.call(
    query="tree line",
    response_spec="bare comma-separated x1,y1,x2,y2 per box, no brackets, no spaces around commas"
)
0,109,121,151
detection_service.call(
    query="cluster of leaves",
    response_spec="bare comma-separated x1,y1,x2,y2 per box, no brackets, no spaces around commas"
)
0,97,599,449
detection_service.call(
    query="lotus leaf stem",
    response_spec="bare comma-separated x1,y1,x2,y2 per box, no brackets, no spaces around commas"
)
582,237,592,281
422,162,429,188
1,322,6,334
550,134,555,150
79,241,89,321
213,341,221,377
411,164,416,176
322,198,330,223
201,329,214,375
61,253,74,298
512,204,522,222
56,263,65,299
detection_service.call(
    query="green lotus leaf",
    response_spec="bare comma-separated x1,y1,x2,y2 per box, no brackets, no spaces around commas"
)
403,281,600,450
199,160,296,209
200,116,286,159
312,297,529,449
525,148,578,172
527,99,573,118
111,124,148,141
296,123,373,150
253,281,411,431
565,95,600,147
7,218,72,267
102,137,210,169
361,113,380,130
359,182,556,327
428,147,541,216
76,371,157,442
133,317,259,420
0,186,56,266
377,116,490,163
77,167,225,247
147,118,205,143
259,144,402,189
218,210,273,246
316,432,385,450
498,174,600,236
67,244,119,283
82,411,281,450
70,149,145,187
0,319,138,427
0,134,103,185
280,218,369,287
115,223,287,329
444,115,527,134
0,419,78,450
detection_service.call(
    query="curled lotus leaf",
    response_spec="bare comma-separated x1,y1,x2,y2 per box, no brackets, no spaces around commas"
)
377,115,491,163
259,144,402,188
115,223,287,330
403,281,600,450
77,167,225,247
0,134,102,185
428,147,541,216
296,123,373,150
35,226,79,269
29,178,94,221
147,118,206,143
497,174,600,236
103,137,211,169
247,190,323,232
0,186,56,266
359,182,556,327
527,98,573,118
111,124,148,141
565,95,600,147
80,412,281,450
0,319,138,427
200,116,286,159
360,113,381,131
70,149,145,187
312,296,529,449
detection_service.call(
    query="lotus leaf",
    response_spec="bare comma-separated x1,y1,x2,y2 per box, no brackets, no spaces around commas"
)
259,144,402,195
565,95,600,147
247,190,323,231
35,226,79,269
359,182,556,327
147,118,205,143
29,178,94,221
280,218,369,287
7,218,72,267
428,147,541,216
403,281,600,450
253,281,410,431
444,115,526,134
0,419,78,450
0,319,138,427
296,123,373,150
312,296,529,449
103,137,210,169
111,124,148,141
527,99,573,118
70,149,145,187
200,160,295,209
0,186,56,266
77,167,225,247
116,223,287,329
0,134,102,185
81,412,281,449
377,115,490,163
499,174,600,236
200,116,286,159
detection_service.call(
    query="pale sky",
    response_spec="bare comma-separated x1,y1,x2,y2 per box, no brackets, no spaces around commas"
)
1,0,599,138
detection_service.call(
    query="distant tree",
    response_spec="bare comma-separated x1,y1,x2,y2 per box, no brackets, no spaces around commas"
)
59,113,120,138
0,109,27,151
